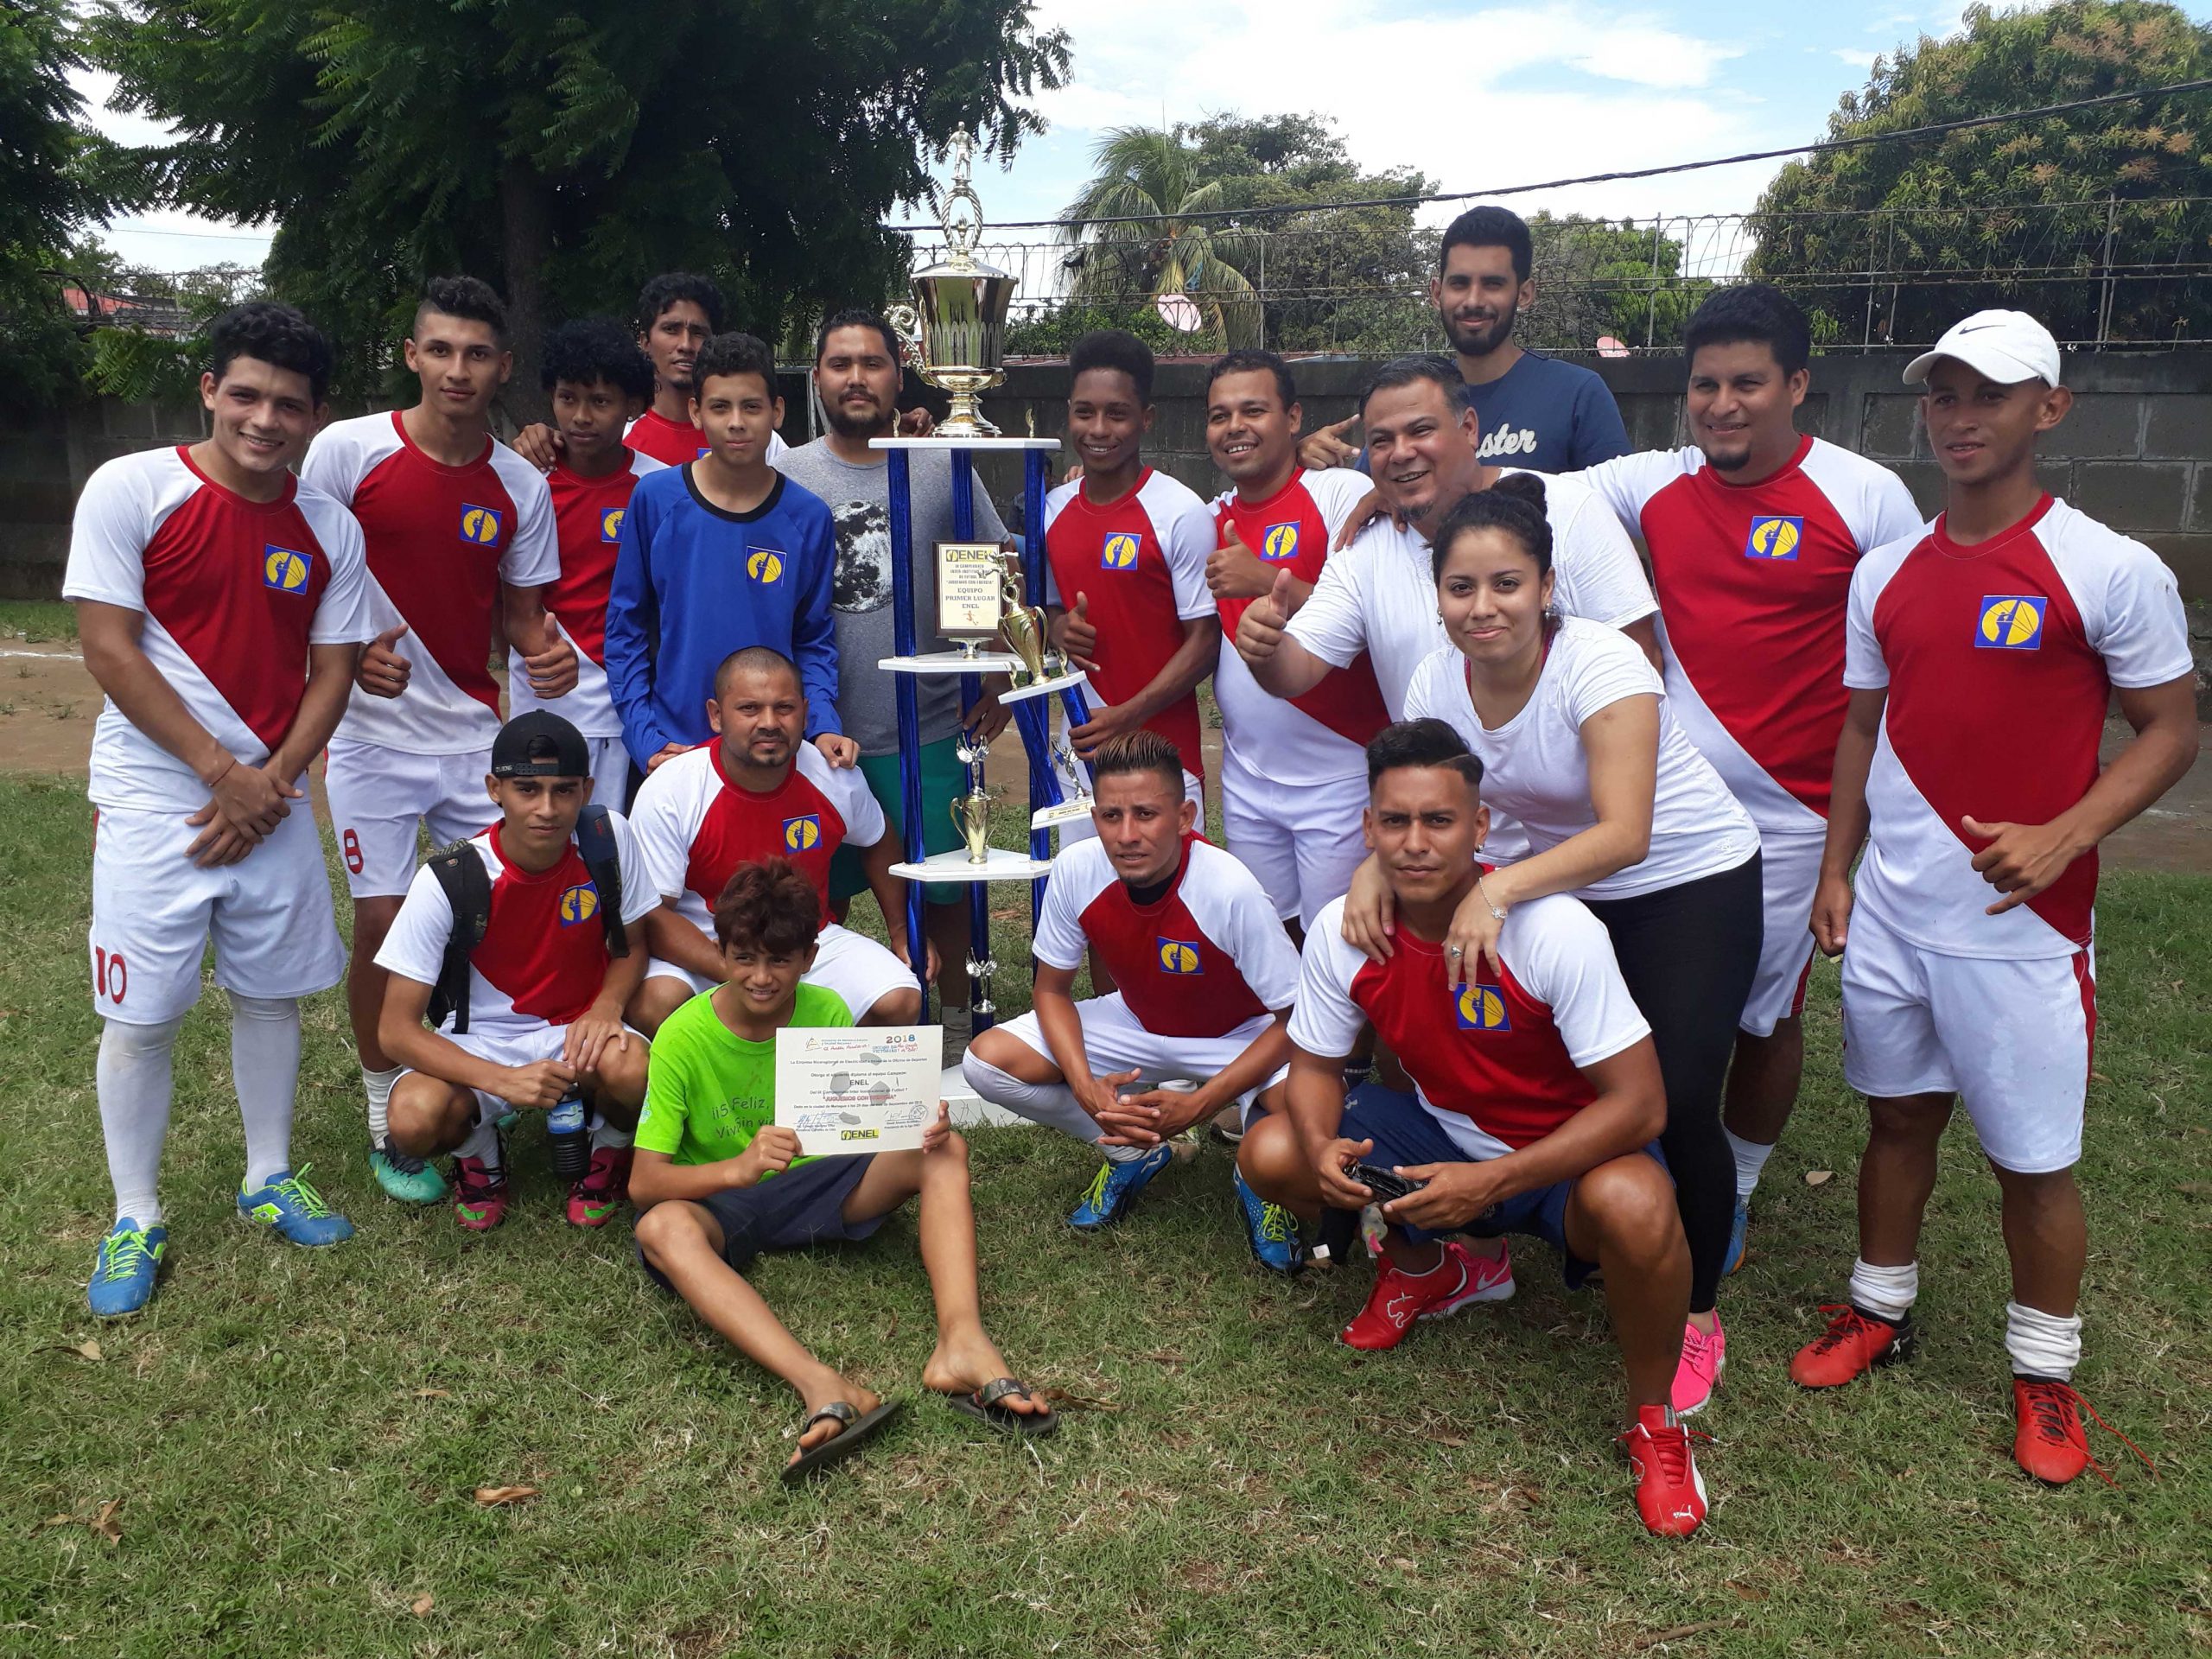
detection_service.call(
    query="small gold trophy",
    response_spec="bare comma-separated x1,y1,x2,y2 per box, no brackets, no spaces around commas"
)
997,559,1053,686
950,789,994,865
887,126,1016,439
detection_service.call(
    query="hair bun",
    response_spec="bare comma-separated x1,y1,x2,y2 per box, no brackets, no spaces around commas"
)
1491,470,1548,512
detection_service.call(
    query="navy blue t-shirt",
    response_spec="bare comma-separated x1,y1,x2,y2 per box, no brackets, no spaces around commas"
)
1359,351,1630,476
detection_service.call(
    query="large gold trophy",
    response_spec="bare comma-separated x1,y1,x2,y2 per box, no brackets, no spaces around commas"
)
888,126,1017,439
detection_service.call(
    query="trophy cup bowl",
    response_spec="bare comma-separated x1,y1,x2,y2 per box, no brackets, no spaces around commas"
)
949,791,994,864
902,259,1016,439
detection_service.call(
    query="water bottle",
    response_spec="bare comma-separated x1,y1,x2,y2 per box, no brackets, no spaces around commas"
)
546,1088,589,1180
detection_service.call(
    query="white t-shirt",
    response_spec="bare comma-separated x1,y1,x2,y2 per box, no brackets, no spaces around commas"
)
64,446,372,812
1403,616,1760,899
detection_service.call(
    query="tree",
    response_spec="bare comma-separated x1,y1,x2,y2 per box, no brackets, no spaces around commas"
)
89,0,1069,413
0,1,139,403
1746,1,2212,345
1520,213,1710,353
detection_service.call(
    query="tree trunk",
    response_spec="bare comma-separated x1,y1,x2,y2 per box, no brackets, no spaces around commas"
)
498,162,553,429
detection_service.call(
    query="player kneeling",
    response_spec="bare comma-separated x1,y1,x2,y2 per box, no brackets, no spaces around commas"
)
632,858,1052,1484
1240,719,1712,1536
374,712,657,1230
961,731,1304,1262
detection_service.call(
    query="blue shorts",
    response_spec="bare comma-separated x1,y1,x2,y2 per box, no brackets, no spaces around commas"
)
636,1154,884,1283
1338,1084,1665,1291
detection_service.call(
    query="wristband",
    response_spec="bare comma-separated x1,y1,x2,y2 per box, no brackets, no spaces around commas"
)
1474,876,1509,923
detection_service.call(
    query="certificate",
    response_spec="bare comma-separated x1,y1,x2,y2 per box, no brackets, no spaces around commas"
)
773,1025,941,1155
935,541,1005,641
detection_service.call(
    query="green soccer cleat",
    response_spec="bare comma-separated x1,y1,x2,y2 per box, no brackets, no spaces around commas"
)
371,1137,448,1205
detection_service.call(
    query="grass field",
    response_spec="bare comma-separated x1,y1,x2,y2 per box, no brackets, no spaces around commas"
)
2,769,2208,1658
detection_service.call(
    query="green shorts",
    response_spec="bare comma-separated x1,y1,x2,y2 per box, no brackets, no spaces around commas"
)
830,736,967,908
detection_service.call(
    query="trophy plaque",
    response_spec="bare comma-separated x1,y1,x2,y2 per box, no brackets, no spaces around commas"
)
936,540,1006,656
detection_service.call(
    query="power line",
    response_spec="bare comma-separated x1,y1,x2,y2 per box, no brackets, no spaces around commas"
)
892,77,2212,235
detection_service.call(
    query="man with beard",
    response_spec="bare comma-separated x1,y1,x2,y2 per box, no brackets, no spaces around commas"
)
775,310,1012,1034
1301,207,1629,476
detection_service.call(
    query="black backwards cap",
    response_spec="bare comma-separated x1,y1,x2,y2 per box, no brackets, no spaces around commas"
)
490,710,591,779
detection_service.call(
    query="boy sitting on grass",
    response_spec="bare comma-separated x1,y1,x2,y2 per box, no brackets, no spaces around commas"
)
630,856,1053,1483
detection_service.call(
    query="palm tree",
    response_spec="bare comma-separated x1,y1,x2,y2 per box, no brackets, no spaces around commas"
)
1058,126,1263,349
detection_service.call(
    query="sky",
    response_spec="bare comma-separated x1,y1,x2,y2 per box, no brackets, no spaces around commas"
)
72,0,2212,279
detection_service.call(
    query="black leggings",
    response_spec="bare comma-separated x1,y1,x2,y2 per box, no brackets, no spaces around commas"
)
1583,853,1763,1314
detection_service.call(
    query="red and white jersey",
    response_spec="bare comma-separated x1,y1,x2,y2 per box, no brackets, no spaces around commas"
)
1581,436,1923,834
506,452,664,740
624,409,788,468
1847,496,2190,960
1292,888,1650,1158
1210,467,1393,786
628,741,886,934
64,446,371,812
1043,468,1216,778
1033,835,1299,1040
375,812,657,1033
302,411,558,754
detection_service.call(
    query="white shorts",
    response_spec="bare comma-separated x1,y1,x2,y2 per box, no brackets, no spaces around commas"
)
1222,765,1369,928
411,1018,643,1123
326,739,498,899
1055,768,1205,849
1739,829,1823,1038
88,802,345,1025
584,735,630,814
645,922,916,1021
989,993,1290,1123
1840,901,2094,1174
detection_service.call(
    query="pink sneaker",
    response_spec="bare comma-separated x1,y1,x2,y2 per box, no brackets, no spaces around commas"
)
1339,1239,1514,1351
1671,1312,1726,1415
451,1156,508,1232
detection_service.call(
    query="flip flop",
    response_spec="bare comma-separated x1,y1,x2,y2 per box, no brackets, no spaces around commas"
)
946,1377,1058,1439
779,1396,906,1486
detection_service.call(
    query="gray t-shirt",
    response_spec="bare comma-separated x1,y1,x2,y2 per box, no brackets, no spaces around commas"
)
776,439,1008,756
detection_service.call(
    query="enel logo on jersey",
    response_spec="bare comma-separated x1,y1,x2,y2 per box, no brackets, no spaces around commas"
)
1156,938,1203,975
1101,532,1141,570
783,814,822,852
557,884,600,926
600,507,625,543
747,546,785,584
1260,522,1301,562
459,504,504,546
1744,516,1803,561
1977,595,2046,650
262,545,312,593
1454,984,1511,1032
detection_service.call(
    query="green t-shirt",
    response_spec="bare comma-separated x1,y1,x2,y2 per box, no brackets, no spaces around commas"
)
635,982,853,1168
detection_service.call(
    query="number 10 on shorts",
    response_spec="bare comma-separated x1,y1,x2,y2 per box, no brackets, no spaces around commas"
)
93,945,129,1006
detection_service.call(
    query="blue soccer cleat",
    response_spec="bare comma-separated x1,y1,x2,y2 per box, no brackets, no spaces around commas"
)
88,1219,168,1319
1723,1196,1750,1277
371,1137,448,1205
238,1166,355,1247
1233,1168,1307,1274
1068,1143,1174,1230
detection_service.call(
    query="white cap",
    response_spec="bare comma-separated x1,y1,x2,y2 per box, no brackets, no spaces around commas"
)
1904,309,2062,389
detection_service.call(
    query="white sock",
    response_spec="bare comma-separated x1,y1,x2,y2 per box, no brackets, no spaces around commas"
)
97,1014,186,1227
230,993,300,1191
961,1052,1141,1162
1847,1256,1920,1322
2005,1300,2082,1382
1725,1127,1777,1201
456,1114,501,1169
364,1065,403,1145
588,1114,632,1151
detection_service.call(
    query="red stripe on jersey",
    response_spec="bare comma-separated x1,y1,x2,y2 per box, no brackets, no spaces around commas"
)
142,448,333,750
1046,469,1205,774
1075,837,1268,1038
1214,471,1392,748
347,411,512,714
545,462,642,664
1640,436,1862,815
626,409,707,467
1870,498,2106,946
683,747,851,916
1347,931,1593,1149
473,827,613,1027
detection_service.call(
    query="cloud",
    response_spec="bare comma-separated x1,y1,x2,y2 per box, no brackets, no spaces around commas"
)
1831,48,1880,69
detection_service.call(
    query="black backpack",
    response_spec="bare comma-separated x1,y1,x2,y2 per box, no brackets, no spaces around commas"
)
424,803,630,1033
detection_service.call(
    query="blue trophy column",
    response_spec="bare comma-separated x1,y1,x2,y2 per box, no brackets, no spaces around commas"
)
884,449,931,1005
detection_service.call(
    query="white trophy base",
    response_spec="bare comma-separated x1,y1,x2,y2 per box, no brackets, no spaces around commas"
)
891,847,1053,883
879,650,1021,676
870,436,1065,452
997,667,1090,704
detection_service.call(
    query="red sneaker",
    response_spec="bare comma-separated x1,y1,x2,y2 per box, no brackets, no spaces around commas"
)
1789,1302,1912,1389
1340,1239,1511,1351
451,1156,508,1232
565,1145,633,1228
1618,1403,1710,1537
2012,1376,2156,1487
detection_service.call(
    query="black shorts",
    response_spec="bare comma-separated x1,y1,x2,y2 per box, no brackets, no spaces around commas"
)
636,1154,883,1286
